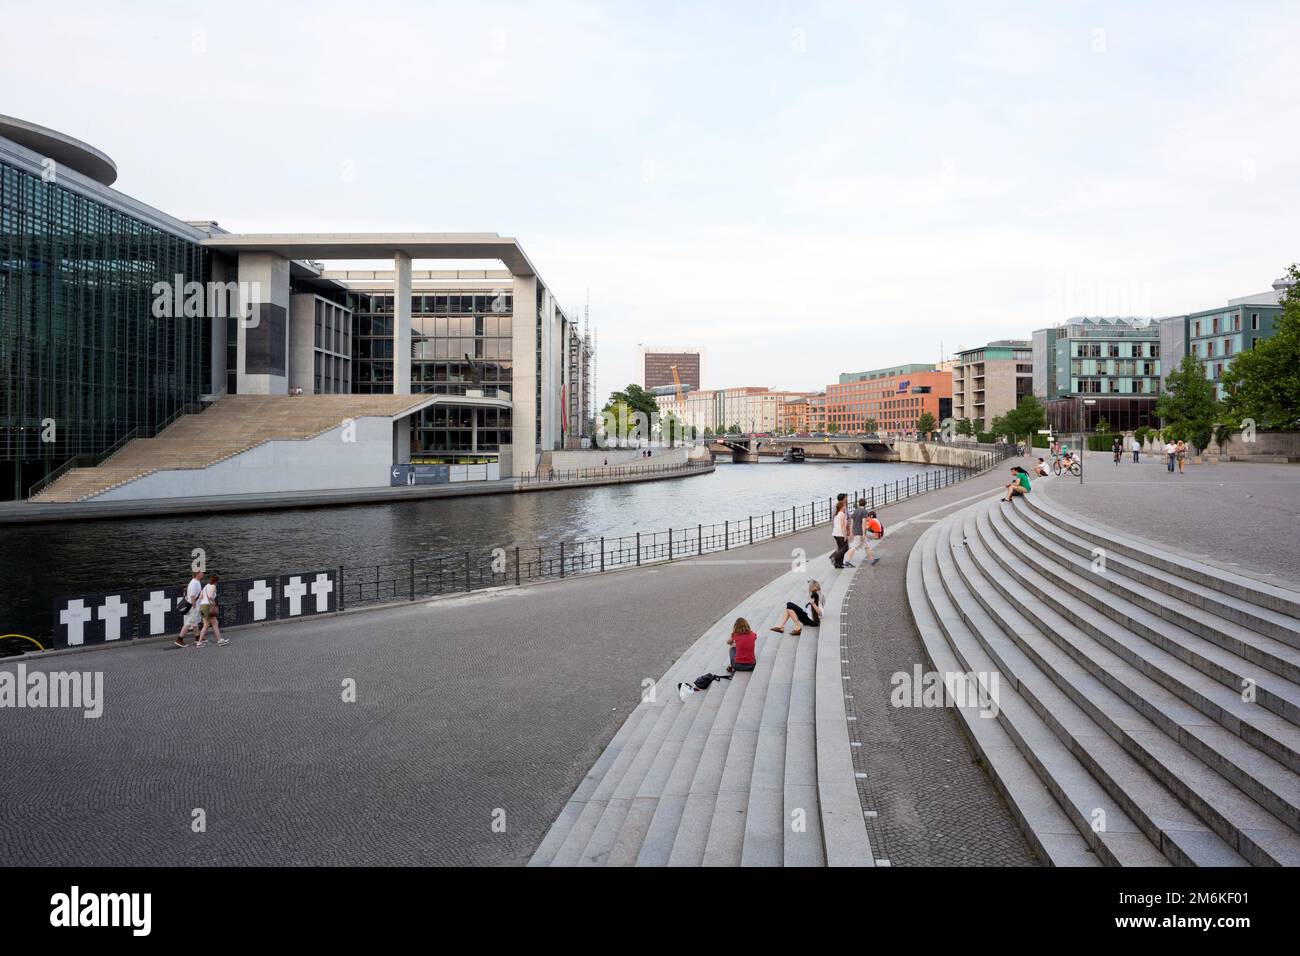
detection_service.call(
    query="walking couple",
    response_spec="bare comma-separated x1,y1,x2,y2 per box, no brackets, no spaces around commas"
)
175,568,228,648
832,494,882,570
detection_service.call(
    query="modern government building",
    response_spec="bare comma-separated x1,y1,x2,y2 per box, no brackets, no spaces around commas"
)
0,115,592,501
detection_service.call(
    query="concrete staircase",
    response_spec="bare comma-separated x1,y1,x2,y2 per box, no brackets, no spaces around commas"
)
529,554,874,867
907,486,1300,866
30,395,430,502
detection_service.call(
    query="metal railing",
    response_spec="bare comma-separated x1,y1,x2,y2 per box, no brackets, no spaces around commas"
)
334,448,1013,611
516,458,711,484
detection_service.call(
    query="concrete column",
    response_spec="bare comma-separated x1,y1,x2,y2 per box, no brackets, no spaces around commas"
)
208,253,230,394
508,273,538,475
394,251,412,395
236,252,290,395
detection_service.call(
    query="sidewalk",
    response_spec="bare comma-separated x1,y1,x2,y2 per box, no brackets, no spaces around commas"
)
1039,450,1300,587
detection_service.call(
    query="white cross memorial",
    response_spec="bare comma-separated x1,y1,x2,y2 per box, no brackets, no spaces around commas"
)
142,590,174,635
283,576,307,616
247,580,273,621
310,573,333,613
59,599,94,646
98,594,130,641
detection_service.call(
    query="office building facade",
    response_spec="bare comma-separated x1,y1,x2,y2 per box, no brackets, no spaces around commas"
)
639,347,702,391
1159,278,1289,400
825,364,952,436
951,340,1032,427
0,115,590,497
1032,317,1162,433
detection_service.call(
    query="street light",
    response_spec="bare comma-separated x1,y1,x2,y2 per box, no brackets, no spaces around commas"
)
1080,398,1097,484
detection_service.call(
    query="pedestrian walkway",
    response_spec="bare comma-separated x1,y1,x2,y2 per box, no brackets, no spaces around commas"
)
1040,451,1300,585
908,483,1300,865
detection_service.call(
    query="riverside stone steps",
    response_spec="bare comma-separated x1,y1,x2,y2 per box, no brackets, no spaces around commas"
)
531,553,868,866
921,525,1172,866
31,395,432,502
907,486,1300,866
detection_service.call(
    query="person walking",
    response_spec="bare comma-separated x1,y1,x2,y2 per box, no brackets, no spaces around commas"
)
1112,437,1122,466
194,573,228,647
1131,433,1141,463
1165,437,1177,473
831,498,850,569
1176,439,1187,474
174,568,203,647
843,497,868,568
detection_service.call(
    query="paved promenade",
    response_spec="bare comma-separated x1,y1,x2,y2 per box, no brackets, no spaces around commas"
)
1040,452,1300,586
0,510,859,866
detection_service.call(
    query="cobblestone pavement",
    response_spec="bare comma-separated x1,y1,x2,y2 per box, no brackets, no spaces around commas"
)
0,514,878,867
840,473,1040,867
1040,452,1300,586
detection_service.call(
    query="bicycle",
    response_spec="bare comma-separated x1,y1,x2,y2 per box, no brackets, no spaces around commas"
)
1052,455,1082,477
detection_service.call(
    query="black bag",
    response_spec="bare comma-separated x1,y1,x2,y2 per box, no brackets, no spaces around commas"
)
693,673,733,690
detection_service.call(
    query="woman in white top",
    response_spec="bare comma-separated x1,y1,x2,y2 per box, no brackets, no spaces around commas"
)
832,499,850,569
195,573,229,647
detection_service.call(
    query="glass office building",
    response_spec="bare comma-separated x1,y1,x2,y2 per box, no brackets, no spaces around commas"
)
1032,318,1162,433
0,140,206,499
348,290,514,454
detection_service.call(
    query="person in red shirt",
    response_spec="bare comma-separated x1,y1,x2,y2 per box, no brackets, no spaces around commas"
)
727,617,757,673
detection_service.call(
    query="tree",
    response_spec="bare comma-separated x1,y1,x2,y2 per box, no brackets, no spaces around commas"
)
1095,416,1111,435
825,423,839,434
972,418,985,434
955,417,974,437
863,418,878,434
1156,354,1220,450
915,411,937,437
990,395,1047,446
728,423,741,435
703,426,714,437
603,383,658,420
1221,263,1300,432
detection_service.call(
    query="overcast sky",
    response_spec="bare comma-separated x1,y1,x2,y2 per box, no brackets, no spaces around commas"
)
3,1,1296,396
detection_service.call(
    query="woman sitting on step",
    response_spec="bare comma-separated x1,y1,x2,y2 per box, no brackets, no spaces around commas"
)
1002,466,1031,502
727,617,758,673
770,580,822,636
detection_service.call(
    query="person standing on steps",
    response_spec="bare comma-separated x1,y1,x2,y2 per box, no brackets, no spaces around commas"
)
831,497,850,569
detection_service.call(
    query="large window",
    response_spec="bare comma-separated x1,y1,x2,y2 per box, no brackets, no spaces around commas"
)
0,160,205,498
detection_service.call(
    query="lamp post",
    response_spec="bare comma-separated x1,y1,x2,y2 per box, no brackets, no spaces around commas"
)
1080,397,1096,484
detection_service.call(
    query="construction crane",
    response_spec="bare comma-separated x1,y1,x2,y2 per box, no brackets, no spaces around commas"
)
670,364,684,402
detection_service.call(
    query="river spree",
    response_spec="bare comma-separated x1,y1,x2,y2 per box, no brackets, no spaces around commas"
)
0,458,944,637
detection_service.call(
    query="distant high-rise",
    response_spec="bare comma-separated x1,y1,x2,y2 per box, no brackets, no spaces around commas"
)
639,347,702,391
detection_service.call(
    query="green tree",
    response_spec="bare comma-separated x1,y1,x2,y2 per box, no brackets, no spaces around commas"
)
702,426,714,438
1095,416,1110,435
1156,354,1220,450
972,418,985,434
915,411,937,437
990,395,1047,446
825,423,839,434
955,417,974,437
603,383,658,419
1221,263,1300,432
863,418,878,434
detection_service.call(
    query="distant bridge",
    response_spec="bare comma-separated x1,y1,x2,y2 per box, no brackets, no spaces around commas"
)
710,435,897,464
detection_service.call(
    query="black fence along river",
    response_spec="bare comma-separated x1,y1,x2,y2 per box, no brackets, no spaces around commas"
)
0,457,991,643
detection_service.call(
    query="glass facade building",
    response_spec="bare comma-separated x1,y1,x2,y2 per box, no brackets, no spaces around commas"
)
0,158,206,498
347,291,514,453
